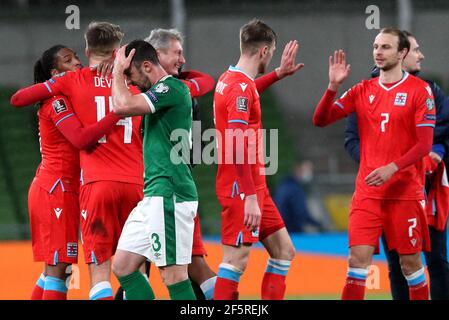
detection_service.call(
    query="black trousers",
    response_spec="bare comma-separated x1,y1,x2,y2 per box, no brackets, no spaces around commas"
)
382,225,449,300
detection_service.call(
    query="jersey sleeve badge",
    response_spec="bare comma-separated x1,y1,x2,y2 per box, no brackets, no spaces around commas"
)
426,98,435,111
236,96,248,112
52,98,68,114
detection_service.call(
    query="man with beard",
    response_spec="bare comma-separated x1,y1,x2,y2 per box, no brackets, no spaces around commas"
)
344,31,449,300
111,40,198,300
313,28,435,300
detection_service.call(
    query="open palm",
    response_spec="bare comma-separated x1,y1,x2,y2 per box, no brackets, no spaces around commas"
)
329,49,351,86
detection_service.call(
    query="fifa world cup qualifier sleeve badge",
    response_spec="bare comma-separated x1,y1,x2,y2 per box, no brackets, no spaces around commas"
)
426,98,435,111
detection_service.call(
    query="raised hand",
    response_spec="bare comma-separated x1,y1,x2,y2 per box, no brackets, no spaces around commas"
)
113,45,135,75
328,49,351,91
276,40,305,79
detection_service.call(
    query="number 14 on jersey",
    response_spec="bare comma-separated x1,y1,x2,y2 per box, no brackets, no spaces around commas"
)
95,96,132,143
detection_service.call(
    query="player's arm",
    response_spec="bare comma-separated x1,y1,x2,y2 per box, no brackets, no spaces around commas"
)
344,113,361,163
10,73,71,107
225,86,261,231
313,50,352,127
179,70,215,98
112,47,150,117
49,97,121,150
11,82,59,107
255,40,304,93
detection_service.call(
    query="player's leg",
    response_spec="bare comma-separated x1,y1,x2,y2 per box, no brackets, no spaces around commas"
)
80,181,140,300
114,262,149,300
387,200,430,300
342,197,381,300
43,263,71,300
213,195,256,300
424,225,449,299
112,250,153,300
112,197,157,300
29,181,79,300
258,189,295,300
153,197,198,300
342,245,376,299
381,235,409,300
188,214,217,300
188,256,216,300
214,244,251,300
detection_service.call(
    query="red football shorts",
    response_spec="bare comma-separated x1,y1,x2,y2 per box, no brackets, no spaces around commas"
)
28,179,80,265
80,181,143,264
349,195,430,255
218,187,285,246
192,214,207,256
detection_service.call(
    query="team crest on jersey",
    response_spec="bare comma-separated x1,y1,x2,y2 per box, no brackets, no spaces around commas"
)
67,242,78,257
394,93,407,106
154,83,169,94
52,99,67,114
236,96,248,112
426,98,435,111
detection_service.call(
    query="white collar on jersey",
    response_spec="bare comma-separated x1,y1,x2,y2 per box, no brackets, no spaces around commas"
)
228,65,254,81
378,71,409,91
157,75,173,83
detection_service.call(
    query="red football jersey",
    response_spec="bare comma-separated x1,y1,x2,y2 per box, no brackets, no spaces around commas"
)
45,68,143,186
213,66,266,197
336,72,436,200
34,95,80,193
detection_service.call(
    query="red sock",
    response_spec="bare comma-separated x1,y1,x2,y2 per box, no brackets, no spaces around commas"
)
409,283,429,300
213,277,239,300
261,273,286,300
31,284,44,300
341,277,366,300
42,290,67,300
31,274,46,300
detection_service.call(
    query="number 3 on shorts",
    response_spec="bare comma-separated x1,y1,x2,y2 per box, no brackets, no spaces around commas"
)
151,233,162,252
407,218,417,238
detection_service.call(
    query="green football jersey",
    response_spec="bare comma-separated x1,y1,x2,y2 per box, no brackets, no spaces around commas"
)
140,75,197,201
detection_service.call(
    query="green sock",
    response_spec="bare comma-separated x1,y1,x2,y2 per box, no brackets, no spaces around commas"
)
167,279,197,300
118,271,155,300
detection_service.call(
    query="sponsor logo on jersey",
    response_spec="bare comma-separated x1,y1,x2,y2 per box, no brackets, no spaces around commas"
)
426,98,435,111
369,95,375,104
236,96,248,112
394,93,407,106
240,82,248,92
215,81,227,95
424,114,436,121
154,83,169,94
67,242,78,257
146,90,159,104
54,208,62,219
52,99,68,114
